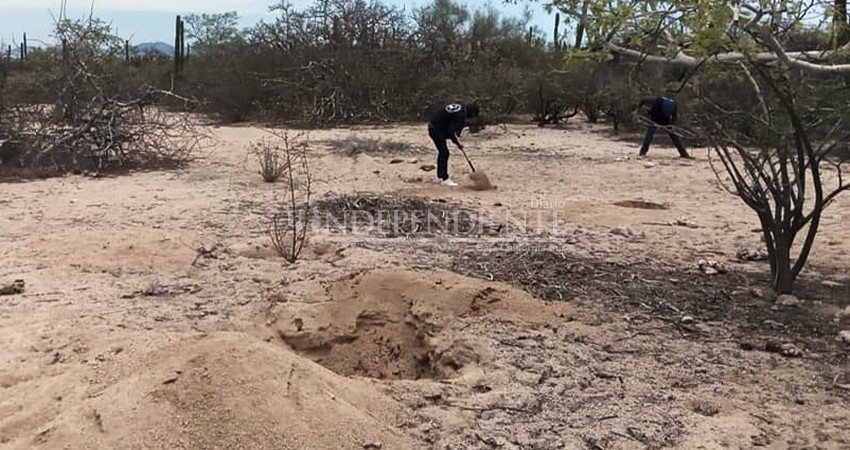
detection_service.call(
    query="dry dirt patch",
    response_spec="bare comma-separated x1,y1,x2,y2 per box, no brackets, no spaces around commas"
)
273,268,574,381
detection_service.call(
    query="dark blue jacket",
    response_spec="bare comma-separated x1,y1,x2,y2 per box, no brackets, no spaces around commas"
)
644,96,677,125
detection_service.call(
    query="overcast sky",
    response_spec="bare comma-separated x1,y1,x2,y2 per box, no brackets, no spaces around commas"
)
1,0,556,46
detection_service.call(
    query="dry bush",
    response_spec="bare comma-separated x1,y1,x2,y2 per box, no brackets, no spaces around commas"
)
266,130,312,263
250,138,289,183
0,18,208,178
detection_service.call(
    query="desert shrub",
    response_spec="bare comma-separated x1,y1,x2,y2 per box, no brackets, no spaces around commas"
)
250,138,290,182
266,130,312,263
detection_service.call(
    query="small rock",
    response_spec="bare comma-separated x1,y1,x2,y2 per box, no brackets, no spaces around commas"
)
780,343,803,357
822,280,843,288
765,341,802,357
697,259,727,275
611,227,634,237
681,316,695,325
672,217,698,228
372,170,380,174
691,399,720,416
749,287,764,299
363,443,383,450
736,248,768,261
775,294,802,307
409,159,419,164
420,164,436,172
493,202,503,207
643,162,657,168
389,159,404,164
836,330,850,345
162,373,180,385
0,279,25,296
762,319,785,329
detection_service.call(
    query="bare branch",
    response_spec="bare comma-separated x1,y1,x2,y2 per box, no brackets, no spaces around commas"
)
605,42,850,73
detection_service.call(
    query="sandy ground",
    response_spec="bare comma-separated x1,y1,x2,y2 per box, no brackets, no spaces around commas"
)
1,119,849,449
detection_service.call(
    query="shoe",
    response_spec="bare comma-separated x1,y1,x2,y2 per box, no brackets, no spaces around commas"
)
441,178,458,187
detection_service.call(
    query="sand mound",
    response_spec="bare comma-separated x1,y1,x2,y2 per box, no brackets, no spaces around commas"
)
276,268,574,380
32,332,421,450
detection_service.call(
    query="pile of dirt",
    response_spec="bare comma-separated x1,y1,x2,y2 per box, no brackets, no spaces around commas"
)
23,332,421,450
274,268,574,380
312,192,504,237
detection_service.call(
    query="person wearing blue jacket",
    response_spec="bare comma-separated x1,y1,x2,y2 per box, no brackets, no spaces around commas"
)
638,96,692,159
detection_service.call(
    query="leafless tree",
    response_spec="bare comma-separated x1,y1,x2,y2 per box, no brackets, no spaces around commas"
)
703,60,850,293
266,130,312,263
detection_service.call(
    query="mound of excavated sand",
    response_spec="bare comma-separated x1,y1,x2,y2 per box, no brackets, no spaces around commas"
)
275,268,575,381
27,332,421,450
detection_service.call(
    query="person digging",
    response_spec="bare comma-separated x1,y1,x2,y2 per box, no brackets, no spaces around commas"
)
427,102,480,187
637,96,693,159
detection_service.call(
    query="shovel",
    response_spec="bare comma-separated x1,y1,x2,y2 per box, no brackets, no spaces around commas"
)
457,145,494,191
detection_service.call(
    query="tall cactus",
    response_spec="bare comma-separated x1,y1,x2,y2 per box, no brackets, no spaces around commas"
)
174,15,185,75
553,13,560,50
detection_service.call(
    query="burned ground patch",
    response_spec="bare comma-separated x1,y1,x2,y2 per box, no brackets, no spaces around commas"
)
451,247,844,355
312,192,505,238
319,136,427,157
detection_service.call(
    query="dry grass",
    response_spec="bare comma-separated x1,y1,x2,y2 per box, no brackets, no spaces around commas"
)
250,138,290,183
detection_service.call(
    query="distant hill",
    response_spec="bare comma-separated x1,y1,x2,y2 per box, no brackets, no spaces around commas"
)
132,42,174,57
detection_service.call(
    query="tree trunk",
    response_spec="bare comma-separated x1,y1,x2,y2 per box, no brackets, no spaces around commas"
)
772,235,795,294
836,0,849,47
575,3,588,49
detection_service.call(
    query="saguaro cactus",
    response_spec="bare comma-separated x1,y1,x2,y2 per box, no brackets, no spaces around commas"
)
174,15,185,75
553,13,560,50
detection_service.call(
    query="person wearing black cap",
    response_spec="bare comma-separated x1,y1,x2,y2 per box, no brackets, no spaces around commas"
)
427,102,480,186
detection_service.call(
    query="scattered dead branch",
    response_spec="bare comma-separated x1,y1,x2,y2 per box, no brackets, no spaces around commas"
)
0,17,209,178
191,243,221,266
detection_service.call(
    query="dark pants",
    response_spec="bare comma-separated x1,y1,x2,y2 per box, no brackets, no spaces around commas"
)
428,125,450,180
639,116,689,157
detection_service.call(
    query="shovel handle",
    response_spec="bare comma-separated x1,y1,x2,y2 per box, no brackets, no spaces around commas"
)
458,146,476,172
